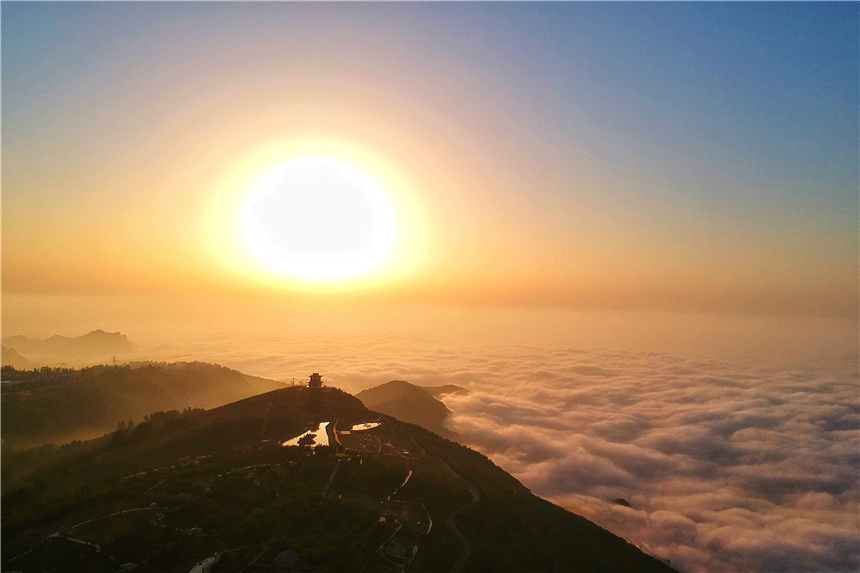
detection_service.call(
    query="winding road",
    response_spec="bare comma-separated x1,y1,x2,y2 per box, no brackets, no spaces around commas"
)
439,461,481,573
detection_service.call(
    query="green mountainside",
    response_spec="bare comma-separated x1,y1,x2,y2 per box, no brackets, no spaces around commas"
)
2,385,677,573
1,362,284,449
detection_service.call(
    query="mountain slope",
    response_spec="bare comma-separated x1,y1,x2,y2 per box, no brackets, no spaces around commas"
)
1,345,39,369
357,379,456,438
1,362,285,449
2,385,676,573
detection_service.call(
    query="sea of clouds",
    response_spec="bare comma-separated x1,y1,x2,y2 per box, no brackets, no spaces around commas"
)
437,348,859,573
145,329,858,573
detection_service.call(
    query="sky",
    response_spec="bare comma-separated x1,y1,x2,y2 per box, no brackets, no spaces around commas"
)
3,2,858,326
2,4,859,572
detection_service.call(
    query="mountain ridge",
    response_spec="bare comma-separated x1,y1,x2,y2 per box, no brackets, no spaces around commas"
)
2,329,137,366
421,384,469,398
357,379,457,439
1,362,285,449
2,384,677,573
1,345,39,370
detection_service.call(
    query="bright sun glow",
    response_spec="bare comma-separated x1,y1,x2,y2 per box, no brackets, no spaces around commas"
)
240,157,397,281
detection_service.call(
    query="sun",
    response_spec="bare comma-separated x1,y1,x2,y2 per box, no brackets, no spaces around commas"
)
239,157,397,281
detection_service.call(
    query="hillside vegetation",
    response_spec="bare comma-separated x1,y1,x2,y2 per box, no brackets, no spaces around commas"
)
2,385,677,573
1,362,284,449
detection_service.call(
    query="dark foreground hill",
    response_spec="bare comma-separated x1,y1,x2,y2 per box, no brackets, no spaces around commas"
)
2,385,677,573
1,362,284,449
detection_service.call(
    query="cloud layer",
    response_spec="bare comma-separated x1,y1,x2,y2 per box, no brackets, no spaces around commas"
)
145,333,858,572
439,350,859,573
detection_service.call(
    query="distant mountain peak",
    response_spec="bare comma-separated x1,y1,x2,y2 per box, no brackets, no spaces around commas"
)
1,345,39,370
1,330,136,366
82,329,131,342
421,384,469,398
357,380,455,438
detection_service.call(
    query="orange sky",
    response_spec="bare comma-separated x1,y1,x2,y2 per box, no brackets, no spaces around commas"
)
3,3,858,336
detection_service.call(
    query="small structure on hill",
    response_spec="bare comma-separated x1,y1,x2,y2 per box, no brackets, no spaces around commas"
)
308,372,323,389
